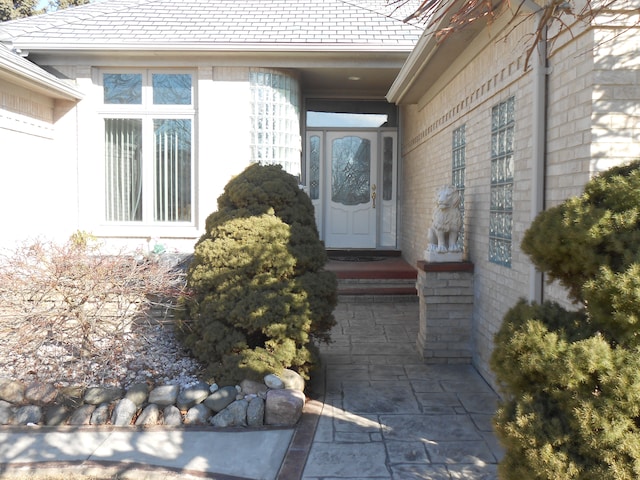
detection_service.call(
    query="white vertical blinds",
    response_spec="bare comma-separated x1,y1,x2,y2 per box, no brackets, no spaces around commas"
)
103,71,193,224
104,118,142,222
154,119,192,222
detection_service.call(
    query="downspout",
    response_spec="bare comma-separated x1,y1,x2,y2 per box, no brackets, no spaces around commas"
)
522,0,548,304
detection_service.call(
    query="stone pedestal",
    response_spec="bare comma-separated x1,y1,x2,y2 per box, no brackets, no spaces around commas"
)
415,260,474,364
423,249,463,263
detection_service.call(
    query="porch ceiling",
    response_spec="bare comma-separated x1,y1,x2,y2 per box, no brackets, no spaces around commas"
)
23,48,409,100
299,66,403,98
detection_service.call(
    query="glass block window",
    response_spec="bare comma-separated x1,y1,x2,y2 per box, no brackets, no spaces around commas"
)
489,97,515,267
452,125,466,244
250,69,301,178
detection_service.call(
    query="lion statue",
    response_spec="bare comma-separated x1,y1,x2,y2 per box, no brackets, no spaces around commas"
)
427,185,462,253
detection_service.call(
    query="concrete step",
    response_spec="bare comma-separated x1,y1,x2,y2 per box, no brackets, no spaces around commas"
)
325,253,418,302
337,277,417,296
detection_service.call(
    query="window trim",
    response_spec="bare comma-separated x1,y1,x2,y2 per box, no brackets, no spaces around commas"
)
99,69,196,229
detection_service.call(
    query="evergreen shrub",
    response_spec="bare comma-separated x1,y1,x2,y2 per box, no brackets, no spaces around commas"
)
177,164,337,386
491,160,640,480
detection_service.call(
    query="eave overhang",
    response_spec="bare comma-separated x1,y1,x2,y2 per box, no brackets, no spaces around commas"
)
387,0,511,105
0,43,83,101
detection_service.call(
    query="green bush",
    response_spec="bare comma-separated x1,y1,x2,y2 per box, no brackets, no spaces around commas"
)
177,164,337,386
491,160,640,480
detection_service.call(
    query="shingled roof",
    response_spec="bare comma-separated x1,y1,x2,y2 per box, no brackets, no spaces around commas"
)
0,0,424,51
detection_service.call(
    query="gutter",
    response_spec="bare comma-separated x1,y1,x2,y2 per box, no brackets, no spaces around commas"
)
4,42,418,54
386,32,438,104
0,42,83,100
521,0,547,304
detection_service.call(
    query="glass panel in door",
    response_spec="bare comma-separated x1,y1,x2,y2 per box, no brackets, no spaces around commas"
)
325,132,377,248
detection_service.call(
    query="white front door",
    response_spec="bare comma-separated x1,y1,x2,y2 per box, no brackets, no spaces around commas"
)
324,132,378,248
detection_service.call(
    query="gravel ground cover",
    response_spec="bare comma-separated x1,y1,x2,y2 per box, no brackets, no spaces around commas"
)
0,314,204,390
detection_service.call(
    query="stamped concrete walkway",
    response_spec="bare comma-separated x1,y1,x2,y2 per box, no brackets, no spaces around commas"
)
302,301,503,480
0,300,503,480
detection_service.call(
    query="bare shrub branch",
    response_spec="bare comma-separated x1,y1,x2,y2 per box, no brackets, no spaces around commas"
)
390,0,638,69
0,236,189,386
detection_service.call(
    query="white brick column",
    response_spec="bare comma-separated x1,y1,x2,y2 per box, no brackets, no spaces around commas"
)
416,261,474,364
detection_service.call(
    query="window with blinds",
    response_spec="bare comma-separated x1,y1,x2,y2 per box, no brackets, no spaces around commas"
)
103,72,193,223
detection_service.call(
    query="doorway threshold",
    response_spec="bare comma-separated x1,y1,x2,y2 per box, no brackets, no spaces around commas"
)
326,249,401,260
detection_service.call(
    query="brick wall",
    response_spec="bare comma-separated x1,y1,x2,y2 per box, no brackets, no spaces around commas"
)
399,17,537,386
398,11,640,387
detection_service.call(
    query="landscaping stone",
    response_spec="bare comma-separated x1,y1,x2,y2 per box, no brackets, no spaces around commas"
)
44,405,68,426
204,385,237,412
280,369,305,392
176,381,210,410
163,405,183,426
247,396,265,427
68,404,95,425
0,378,25,404
265,389,305,426
240,379,268,396
148,385,179,407
14,405,42,425
264,374,284,390
184,404,211,425
25,381,58,404
211,399,248,427
0,375,305,429
84,386,123,405
0,400,15,425
136,404,160,426
125,383,150,407
90,403,111,425
112,398,137,426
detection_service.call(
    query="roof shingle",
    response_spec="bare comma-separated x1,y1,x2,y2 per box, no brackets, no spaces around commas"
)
0,0,424,51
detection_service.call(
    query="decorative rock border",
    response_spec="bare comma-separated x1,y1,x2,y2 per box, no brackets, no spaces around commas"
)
0,370,306,428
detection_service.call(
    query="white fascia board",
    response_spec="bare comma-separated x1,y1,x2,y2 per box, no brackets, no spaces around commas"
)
386,32,439,104
387,0,513,105
386,0,466,105
0,48,83,100
11,42,417,54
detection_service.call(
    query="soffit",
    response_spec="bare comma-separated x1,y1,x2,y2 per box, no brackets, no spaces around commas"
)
25,48,412,98
0,43,82,100
387,0,511,105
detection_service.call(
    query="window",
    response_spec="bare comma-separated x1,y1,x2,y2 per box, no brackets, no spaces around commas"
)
309,135,320,200
249,69,301,178
103,72,193,223
382,136,394,201
489,97,515,266
452,125,466,245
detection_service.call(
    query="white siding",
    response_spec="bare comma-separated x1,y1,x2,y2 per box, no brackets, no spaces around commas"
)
62,65,255,254
0,80,79,248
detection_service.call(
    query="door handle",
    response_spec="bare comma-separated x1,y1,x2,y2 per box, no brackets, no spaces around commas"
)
371,184,377,209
